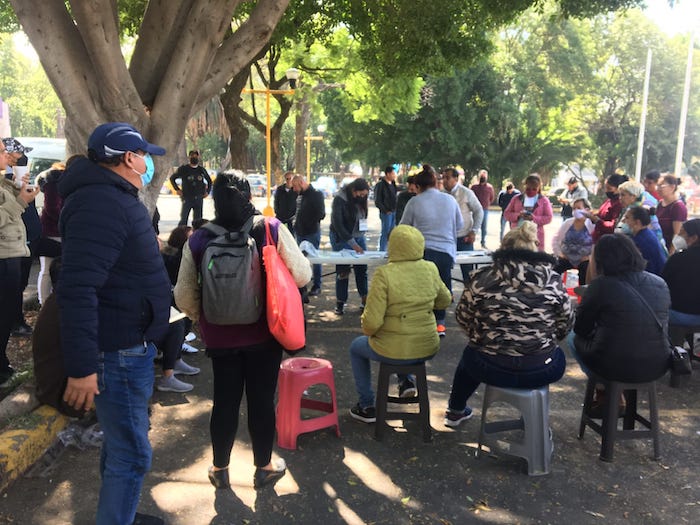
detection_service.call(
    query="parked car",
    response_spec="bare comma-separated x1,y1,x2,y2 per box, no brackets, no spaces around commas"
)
15,137,67,211
245,173,268,197
313,175,338,198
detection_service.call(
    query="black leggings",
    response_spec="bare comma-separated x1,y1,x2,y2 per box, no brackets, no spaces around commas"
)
159,320,184,371
210,347,283,468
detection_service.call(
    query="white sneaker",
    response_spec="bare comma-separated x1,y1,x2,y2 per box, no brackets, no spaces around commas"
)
185,331,197,342
181,342,198,354
174,358,200,376
157,375,193,393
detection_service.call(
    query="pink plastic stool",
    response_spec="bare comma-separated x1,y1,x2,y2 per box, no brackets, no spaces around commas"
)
276,357,341,450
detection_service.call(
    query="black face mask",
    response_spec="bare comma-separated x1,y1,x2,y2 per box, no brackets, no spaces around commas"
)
353,196,366,204
606,191,618,200
190,157,199,165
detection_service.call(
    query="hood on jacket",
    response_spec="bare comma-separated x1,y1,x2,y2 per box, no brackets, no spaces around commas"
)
490,248,557,287
387,224,424,262
58,157,137,199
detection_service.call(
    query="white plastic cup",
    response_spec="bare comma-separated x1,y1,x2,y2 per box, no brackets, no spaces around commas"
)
12,165,29,188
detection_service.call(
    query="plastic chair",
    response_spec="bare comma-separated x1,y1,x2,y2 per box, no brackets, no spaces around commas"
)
578,376,660,462
477,385,553,476
276,357,340,450
375,362,432,442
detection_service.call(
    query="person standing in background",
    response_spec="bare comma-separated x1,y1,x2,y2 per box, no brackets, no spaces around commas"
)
558,177,588,220
471,169,494,249
170,149,212,227
374,166,398,251
3,139,39,337
274,171,298,234
497,183,520,241
293,174,326,297
442,167,482,282
1,140,39,386
396,175,417,224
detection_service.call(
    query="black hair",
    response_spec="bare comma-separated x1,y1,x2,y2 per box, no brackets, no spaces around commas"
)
442,167,459,179
606,174,629,188
594,233,646,276
192,218,209,230
406,175,416,185
524,174,542,191
506,183,513,190
344,178,370,215
683,218,700,238
211,173,255,229
644,170,661,182
414,164,437,190
384,166,394,174
167,225,192,250
628,206,651,226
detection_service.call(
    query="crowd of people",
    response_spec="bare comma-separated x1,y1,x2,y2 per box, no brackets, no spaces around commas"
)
3,122,699,525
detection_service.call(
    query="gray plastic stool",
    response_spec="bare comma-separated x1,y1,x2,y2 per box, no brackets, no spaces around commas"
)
477,385,552,476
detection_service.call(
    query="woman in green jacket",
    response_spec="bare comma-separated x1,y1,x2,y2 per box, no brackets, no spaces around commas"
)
349,224,451,423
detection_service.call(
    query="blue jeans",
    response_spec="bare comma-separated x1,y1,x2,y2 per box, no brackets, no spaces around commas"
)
297,231,322,289
669,309,700,327
423,249,453,323
329,231,368,303
499,213,508,241
349,336,424,408
456,236,474,283
480,208,489,246
447,345,566,412
94,342,156,525
379,211,396,252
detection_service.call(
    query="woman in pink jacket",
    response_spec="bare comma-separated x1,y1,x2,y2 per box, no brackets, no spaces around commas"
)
504,174,553,251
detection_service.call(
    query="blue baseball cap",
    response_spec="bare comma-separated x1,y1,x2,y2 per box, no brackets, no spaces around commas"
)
88,122,166,160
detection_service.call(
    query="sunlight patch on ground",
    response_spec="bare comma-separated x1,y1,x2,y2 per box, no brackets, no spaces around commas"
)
343,447,417,508
323,481,368,525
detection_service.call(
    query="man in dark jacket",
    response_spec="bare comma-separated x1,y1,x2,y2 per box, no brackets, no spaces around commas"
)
274,171,298,234
170,149,212,226
292,175,326,295
374,166,398,251
58,122,170,525
497,183,520,241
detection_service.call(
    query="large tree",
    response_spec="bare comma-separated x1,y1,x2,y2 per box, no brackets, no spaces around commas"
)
1,0,644,209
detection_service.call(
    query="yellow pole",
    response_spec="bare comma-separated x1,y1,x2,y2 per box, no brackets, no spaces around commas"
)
240,86,295,217
264,91,273,217
305,133,323,180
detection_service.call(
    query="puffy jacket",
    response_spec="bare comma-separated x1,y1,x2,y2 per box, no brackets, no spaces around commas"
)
573,271,671,382
457,248,573,357
57,157,171,378
361,225,451,360
0,178,30,259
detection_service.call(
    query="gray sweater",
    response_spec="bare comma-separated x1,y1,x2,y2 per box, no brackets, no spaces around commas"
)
400,188,463,261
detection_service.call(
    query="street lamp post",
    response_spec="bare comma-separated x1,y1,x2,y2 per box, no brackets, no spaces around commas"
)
305,133,323,180
242,67,300,217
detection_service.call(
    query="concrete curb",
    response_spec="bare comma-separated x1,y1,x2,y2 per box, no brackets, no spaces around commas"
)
0,405,69,492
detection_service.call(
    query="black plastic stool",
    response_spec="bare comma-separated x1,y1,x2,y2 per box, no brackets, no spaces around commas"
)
375,362,431,442
578,376,660,462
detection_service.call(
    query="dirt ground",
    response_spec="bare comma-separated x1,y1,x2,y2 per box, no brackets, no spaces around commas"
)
2,279,700,525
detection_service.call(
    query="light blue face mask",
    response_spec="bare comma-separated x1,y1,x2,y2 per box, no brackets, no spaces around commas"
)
619,222,632,235
132,152,155,186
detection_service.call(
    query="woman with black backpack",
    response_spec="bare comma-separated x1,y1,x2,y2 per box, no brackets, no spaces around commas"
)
175,174,311,490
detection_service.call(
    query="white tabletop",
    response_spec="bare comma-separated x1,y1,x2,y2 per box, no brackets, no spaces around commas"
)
306,250,492,266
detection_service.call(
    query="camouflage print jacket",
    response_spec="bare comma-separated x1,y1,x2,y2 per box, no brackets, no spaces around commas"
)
456,248,573,357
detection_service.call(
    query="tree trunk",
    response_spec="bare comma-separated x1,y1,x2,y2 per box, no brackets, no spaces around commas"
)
10,0,291,214
221,72,252,171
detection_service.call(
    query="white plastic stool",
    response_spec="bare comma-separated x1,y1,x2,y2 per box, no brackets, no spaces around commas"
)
477,385,553,476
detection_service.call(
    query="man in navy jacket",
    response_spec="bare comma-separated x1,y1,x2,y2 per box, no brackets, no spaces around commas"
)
58,122,170,525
